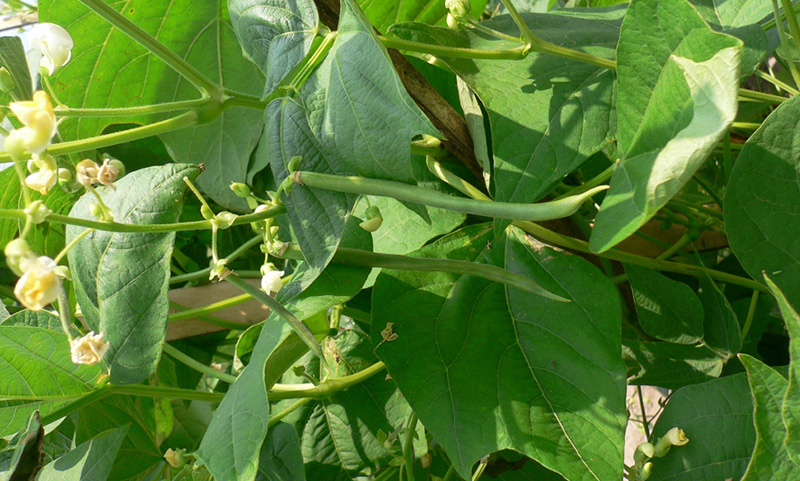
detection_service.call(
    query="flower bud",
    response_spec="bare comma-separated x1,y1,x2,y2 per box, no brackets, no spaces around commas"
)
359,206,383,232
25,200,52,224
3,130,28,159
261,268,285,293
209,258,230,281
76,159,99,186
97,157,120,188
200,204,215,220
14,255,60,311
70,331,109,365
446,0,471,20
4,238,34,276
89,203,103,219
102,156,126,177
230,182,251,198
0,67,14,93
30,23,74,76
654,427,689,457
215,211,238,229
640,462,653,481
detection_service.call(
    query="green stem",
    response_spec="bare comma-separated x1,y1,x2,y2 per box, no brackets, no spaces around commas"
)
780,0,800,86
269,398,312,427
514,220,768,292
0,204,284,233
56,287,74,342
290,31,337,90
741,290,760,341
79,0,218,94
222,90,270,110
381,36,527,59
170,235,263,284
471,458,488,481
442,465,458,481
281,244,567,301
755,69,799,95
225,273,327,364
269,362,386,401
692,174,723,208
40,383,114,425
637,385,651,440
341,306,371,324
167,293,252,323
0,111,199,163
12,160,31,208
404,413,418,481
466,20,523,42
54,228,94,263
55,96,211,117
533,38,616,70
295,170,607,222
168,302,250,330
555,162,616,200
426,157,488,200
162,343,237,383
499,0,537,45
655,233,692,261
738,88,788,103
412,137,446,158
109,384,225,402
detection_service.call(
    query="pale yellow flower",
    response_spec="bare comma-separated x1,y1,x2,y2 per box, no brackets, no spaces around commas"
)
6,91,57,154
76,159,99,186
25,153,58,195
14,255,60,311
96,158,119,188
70,331,109,365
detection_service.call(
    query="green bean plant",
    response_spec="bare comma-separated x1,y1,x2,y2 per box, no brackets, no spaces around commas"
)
1,0,800,479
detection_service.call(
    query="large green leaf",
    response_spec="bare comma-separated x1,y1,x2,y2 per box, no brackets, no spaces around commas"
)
768,276,800,466
648,373,754,481
256,422,305,481
698,276,741,358
371,224,626,481
590,0,742,252
0,310,64,333
625,265,704,344
263,0,437,280
229,0,319,97
389,8,620,212
359,0,487,33
66,164,199,385
689,0,774,27
623,340,723,390
725,94,800,306
40,0,264,209
37,425,128,481
74,396,162,481
0,327,102,438
740,355,799,480
0,36,33,103
196,317,286,481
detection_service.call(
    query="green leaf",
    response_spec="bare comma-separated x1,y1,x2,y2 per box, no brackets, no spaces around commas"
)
74,396,162,481
0,167,77,259
359,0,487,33
740,355,799,480
371,224,626,481
291,323,423,478
0,411,44,481
162,400,213,452
0,327,102,438
256,422,305,481
389,8,620,213
647,373,754,481
37,425,128,481
590,0,742,252
263,0,437,279
623,340,723,390
0,310,63,333
66,164,199,385
725,94,800,306
229,0,319,97
40,0,264,209
0,36,32,103
625,265,704,344
698,276,741,357
689,0,774,27
195,317,286,481
766,276,800,466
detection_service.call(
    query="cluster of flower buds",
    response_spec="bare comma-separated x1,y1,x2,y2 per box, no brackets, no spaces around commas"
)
446,0,471,29
627,427,689,481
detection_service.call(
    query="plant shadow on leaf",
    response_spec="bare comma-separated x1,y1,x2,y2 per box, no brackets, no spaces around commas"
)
370,225,626,481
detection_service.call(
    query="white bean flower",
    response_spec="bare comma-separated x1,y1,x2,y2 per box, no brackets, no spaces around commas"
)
14,255,60,311
30,23,74,76
261,269,285,293
70,331,109,365
5,91,57,155
25,153,58,195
